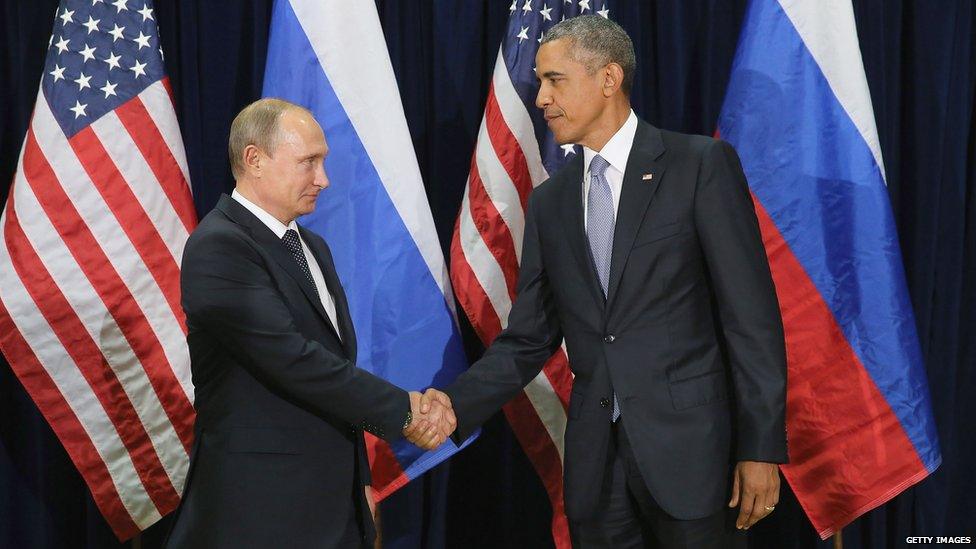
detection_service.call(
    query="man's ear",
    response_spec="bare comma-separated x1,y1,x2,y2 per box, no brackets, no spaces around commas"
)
603,63,625,97
243,144,262,177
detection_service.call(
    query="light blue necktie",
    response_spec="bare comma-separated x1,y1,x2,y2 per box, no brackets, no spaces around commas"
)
585,155,621,422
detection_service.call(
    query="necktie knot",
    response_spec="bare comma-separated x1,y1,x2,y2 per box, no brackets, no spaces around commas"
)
282,229,302,253
589,154,610,178
281,229,320,299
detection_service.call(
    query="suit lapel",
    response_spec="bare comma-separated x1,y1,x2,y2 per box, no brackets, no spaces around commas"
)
216,196,341,343
559,154,606,310
606,123,668,310
299,226,357,360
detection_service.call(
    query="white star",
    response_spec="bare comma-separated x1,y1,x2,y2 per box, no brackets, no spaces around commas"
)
92,0,104,4
538,31,544,44
54,36,70,54
112,0,128,13
579,0,591,11
103,51,122,70
49,64,66,82
561,144,577,156
137,4,154,21
108,24,125,42
129,59,147,78
100,80,118,98
522,0,533,14
59,8,75,25
509,0,517,13
564,0,572,4
79,44,97,62
82,16,100,34
540,4,553,21
516,26,530,42
133,31,151,49
70,101,88,119
597,7,610,18
74,72,92,90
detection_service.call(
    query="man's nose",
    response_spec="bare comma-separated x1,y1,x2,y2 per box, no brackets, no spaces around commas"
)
535,86,551,109
315,166,329,188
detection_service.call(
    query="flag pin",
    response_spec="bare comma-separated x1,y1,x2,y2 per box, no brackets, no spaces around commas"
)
642,173,654,181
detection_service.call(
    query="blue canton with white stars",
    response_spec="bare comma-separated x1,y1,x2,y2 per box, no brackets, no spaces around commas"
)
42,0,164,137
502,0,611,177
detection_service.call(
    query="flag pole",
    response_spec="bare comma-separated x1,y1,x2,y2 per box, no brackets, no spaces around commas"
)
833,529,843,549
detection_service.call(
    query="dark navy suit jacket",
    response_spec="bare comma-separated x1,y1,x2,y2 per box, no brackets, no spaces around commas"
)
446,121,788,522
166,195,408,548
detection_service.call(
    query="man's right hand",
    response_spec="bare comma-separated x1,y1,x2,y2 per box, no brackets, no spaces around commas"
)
402,390,456,449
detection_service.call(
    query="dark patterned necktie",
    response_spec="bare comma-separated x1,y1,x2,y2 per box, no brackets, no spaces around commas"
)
585,155,621,422
282,229,320,300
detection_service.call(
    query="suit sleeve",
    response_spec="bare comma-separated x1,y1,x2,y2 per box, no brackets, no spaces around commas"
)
694,139,789,463
445,193,563,441
181,229,409,442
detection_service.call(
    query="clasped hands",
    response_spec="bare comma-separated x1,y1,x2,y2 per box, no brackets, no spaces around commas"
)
402,389,456,450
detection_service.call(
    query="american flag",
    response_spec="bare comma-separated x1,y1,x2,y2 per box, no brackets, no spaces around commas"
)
0,0,195,540
449,1,609,547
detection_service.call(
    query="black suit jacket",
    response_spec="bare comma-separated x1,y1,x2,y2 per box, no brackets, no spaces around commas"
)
166,195,408,548
445,120,788,522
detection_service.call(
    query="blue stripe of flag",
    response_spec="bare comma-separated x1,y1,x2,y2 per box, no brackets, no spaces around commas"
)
718,0,939,469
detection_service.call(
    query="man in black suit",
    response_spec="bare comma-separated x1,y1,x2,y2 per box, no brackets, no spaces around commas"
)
166,98,454,548
425,15,787,548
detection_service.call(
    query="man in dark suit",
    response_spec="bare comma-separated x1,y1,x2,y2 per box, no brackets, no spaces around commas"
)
424,15,787,548
166,98,453,548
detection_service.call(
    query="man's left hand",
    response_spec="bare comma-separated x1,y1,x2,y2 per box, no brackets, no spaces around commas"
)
728,460,780,530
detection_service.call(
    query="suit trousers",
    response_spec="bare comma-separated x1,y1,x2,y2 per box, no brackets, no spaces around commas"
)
569,419,747,549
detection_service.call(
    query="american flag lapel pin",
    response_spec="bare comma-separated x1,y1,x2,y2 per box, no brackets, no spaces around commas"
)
642,173,654,181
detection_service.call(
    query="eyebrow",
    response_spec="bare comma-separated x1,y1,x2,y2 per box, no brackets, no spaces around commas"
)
540,70,565,79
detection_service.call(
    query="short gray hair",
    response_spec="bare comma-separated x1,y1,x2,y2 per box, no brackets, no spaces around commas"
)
542,15,636,95
228,98,313,179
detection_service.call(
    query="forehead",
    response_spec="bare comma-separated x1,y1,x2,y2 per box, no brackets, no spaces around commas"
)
536,39,584,69
278,110,327,148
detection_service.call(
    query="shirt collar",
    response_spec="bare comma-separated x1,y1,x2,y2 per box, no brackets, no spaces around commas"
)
582,110,639,176
231,189,299,240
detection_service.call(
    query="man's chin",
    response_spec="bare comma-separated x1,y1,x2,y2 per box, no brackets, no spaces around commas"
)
551,132,576,146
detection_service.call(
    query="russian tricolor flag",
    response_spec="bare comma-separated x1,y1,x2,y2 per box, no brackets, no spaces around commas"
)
718,0,941,538
262,0,475,500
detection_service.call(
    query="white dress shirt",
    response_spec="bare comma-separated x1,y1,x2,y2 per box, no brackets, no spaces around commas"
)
581,110,639,229
231,190,341,339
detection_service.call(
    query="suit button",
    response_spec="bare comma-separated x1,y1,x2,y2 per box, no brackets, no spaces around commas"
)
600,397,611,408
604,334,615,343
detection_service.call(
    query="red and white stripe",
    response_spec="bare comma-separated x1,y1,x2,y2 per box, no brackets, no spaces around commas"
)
450,48,574,549
0,78,196,540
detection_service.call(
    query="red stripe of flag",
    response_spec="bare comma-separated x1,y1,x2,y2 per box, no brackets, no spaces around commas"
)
68,126,187,334
114,97,197,233
449,219,504,342
484,87,533,210
540,352,571,411
3,197,180,513
0,299,142,540
465,157,521,298
502,392,570,549
24,130,195,452
752,194,926,535
365,434,410,501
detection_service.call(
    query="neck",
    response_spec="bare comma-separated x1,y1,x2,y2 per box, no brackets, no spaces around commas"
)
578,100,631,152
235,181,294,225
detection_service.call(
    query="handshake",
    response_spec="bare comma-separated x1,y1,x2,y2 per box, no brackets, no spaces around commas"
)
401,389,456,450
